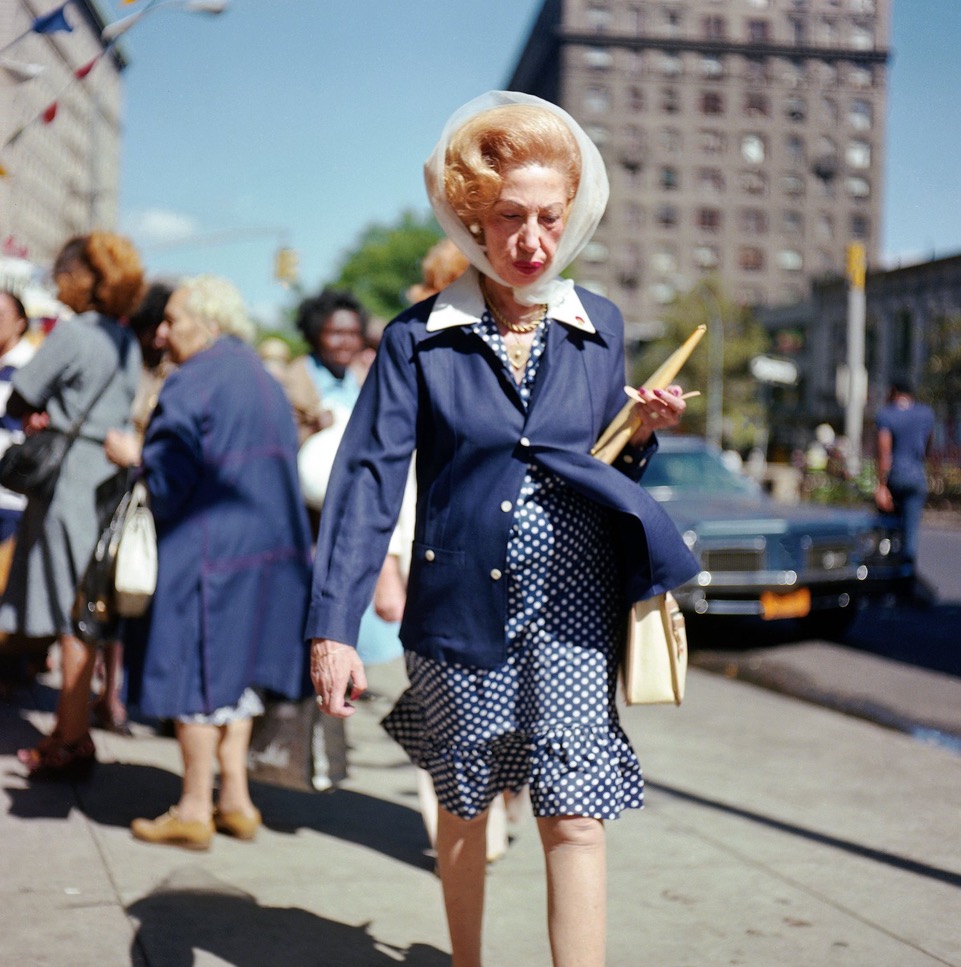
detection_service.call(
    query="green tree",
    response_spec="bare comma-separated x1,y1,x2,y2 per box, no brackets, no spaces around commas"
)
326,211,444,320
631,278,768,451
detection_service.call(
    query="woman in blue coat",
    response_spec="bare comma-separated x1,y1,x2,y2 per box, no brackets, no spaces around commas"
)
308,93,698,965
110,275,313,850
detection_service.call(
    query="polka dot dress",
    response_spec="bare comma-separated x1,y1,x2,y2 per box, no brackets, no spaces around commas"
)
382,312,644,821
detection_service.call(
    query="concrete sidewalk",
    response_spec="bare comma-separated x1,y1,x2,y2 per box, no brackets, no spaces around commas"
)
1,654,960,966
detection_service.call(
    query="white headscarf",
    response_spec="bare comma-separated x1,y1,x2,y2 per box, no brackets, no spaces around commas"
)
424,91,610,308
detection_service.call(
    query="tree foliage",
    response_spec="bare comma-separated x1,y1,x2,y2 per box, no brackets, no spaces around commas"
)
631,278,768,451
325,211,444,321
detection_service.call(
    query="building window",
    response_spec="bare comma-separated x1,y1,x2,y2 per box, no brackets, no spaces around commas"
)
819,17,837,44
628,5,649,35
700,54,724,78
782,60,805,87
851,214,870,239
788,16,806,45
817,213,834,241
656,204,678,227
739,246,765,271
701,91,724,115
698,208,722,232
661,51,682,76
776,249,803,271
584,86,611,113
739,208,768,234
783,210,803,234
745,92,770,117
747,19,771,42
582,241,609,263
694,245,720,268
698,167,725,193
660,166,680,189
846,175,870,197
659,127,682,153
662,8,683,37
662,87,680,113
703,15,726,39
846,140,871,168
739,170,768,195
847,64,873,88
745,57,769,83
628,49,645,75
785,134,805,165
585,125,609,146
651,282,677,305
586,4,613,32
849,99,872,130
700,129,726,154
821,61,839,86
651,245,678,274
850,24,873,50
583,47,614,69
625,202,644,228
782,174,805,196
785,96,807,121
741,134,766,164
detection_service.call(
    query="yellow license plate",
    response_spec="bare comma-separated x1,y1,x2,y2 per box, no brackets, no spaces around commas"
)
760,588,811,620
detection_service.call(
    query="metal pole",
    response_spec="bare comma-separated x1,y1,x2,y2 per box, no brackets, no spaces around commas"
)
706,311,723,448
844,243,867,476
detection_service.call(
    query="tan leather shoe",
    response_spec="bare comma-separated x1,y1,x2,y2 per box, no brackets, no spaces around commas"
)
131,808,214,850
213,807,262,841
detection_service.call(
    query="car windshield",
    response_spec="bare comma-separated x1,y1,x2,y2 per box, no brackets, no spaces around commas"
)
643,448,759,496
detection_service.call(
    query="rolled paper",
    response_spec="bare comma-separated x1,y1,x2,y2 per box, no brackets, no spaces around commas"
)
591,324,706,465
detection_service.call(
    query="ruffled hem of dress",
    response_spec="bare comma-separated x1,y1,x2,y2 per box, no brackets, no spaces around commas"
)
383,694,643,821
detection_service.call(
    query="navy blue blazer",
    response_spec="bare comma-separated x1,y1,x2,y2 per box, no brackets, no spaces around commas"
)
306,274,698,669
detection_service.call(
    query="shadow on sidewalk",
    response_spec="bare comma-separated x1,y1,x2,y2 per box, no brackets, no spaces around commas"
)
128,868,448,967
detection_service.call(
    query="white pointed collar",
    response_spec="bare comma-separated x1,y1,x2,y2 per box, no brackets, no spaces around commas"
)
425,267,596,335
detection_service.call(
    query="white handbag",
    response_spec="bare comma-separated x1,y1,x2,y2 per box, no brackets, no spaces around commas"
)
113,480,158,617
622,592,688,706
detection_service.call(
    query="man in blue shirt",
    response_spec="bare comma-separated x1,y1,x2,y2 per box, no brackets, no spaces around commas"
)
875,379,935,572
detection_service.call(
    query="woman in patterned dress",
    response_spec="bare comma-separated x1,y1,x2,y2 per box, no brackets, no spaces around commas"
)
307,92,698,967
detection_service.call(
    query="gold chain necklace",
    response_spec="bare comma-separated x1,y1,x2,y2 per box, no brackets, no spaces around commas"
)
481,278,547,334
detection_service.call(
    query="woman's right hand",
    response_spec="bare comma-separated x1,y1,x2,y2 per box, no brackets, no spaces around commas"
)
310,638,368,718
104,429,142,468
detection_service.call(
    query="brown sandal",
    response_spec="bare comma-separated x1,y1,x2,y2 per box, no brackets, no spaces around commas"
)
19,734,96,780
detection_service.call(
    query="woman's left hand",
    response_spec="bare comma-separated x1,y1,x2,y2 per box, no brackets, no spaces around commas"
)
310,638,368,718
628,384,688,447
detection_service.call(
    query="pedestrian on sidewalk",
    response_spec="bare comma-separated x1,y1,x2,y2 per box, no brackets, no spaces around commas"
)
307,91,697,967
6,232,143,779
105,275,313,850
874,379,935,571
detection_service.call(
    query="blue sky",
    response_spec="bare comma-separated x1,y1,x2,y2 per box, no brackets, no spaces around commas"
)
102,0,961,327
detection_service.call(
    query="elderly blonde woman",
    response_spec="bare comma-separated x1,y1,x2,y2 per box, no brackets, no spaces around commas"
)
107,275,313,850
307,93,698,966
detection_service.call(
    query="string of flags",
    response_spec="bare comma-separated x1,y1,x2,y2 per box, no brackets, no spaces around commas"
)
0,1,146,177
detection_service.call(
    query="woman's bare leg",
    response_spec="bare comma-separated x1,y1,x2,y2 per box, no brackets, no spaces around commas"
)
215,717,257,816
436,805,489,967
173,721,218,823
537,814,607,967
55,634,97,743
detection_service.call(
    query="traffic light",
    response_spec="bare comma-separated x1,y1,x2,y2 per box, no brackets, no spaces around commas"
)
274,246,299,285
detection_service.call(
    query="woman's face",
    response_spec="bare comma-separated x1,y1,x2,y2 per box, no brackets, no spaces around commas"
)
315,309,365,375
0,293,27,352
479,164,569,288
53,256,96,314
156,288,214,364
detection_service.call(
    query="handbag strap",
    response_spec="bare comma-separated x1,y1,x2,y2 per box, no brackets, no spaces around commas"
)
62,331,133,444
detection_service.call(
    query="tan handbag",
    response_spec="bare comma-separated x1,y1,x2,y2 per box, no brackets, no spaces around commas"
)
622,592,687,706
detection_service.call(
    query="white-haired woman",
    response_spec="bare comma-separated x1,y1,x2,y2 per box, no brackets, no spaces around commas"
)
107,275,313,850
307,93,698,965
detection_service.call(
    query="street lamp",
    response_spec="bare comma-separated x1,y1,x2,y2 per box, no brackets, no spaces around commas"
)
101,0,229,44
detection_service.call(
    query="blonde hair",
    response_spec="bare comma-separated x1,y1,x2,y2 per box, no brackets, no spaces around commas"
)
407,238,470,303
443,104,581,224
178,275,255,344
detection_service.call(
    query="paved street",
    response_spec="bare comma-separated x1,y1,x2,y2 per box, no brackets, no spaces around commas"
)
2,634,961,965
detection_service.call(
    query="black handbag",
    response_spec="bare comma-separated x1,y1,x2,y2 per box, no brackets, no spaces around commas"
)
0,364,119,502
0,428,72,502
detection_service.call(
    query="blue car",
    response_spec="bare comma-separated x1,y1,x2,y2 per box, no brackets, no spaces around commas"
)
643,436,909,637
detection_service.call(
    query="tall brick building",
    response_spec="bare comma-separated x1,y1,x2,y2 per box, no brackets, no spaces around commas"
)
508,0,889,333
